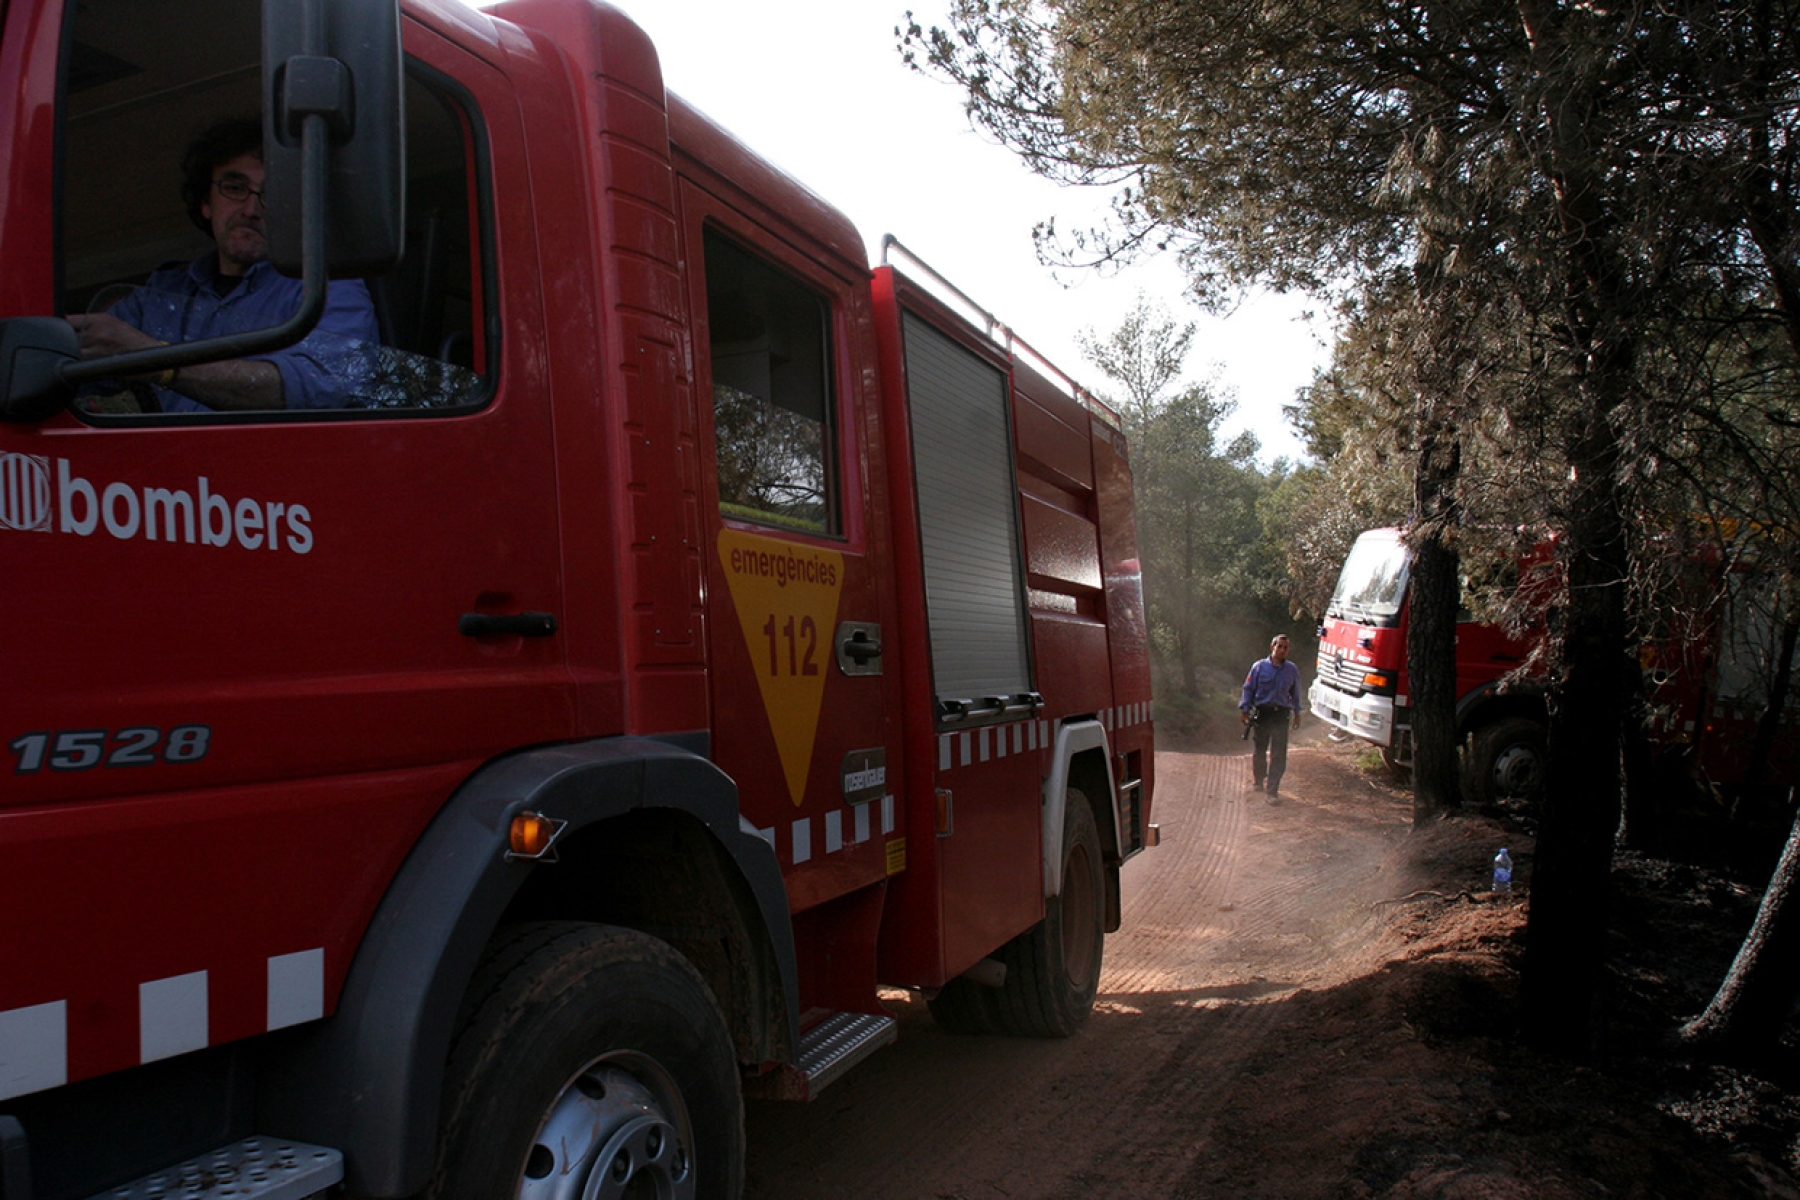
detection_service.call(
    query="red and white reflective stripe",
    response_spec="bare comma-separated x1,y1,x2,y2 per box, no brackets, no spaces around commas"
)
1102,701,1153,731
937,718,1050,772
0,1000,65,1100
0,948,325,1102
758,795,895,866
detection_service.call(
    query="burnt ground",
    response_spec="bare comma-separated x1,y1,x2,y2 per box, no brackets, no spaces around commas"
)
742,733,1800,1198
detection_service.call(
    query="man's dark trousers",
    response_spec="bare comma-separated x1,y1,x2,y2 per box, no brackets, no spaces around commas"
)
1252,705,1291,797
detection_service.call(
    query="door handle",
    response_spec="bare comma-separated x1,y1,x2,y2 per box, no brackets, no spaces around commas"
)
460,612,558,638
836,622,883,675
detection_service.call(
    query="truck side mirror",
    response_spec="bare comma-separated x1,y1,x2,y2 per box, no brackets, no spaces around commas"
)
0,319,80,422
262,0,405,278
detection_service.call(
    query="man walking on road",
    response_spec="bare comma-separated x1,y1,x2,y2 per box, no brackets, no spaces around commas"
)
1240,634,1304,801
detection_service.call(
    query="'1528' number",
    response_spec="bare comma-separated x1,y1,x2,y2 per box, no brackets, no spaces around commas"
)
9,726,213,774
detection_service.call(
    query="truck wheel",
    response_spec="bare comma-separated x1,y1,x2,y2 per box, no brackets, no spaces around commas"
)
1465,717,1547,808
997,792,1106,1037
924,972,1000,1035
1378,744,1411,780
431,921,742,1200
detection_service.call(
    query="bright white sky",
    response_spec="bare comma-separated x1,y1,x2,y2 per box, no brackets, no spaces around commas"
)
486,0,1332,461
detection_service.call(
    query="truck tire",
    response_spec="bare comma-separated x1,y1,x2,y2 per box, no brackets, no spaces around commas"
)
1464,716,1547,808
979,792,1111,1039
927,793,1106,1038
430,921,743,1200
1378,744,1411,780
925,971,1001,1035
997,792,1105,1037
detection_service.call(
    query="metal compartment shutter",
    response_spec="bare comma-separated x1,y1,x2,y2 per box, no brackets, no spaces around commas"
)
902,311,1033,711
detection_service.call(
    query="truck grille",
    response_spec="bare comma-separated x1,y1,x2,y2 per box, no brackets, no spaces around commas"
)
1316,652,1370,696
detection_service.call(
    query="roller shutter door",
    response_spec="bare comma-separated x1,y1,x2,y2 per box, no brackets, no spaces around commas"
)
902,311,1033,712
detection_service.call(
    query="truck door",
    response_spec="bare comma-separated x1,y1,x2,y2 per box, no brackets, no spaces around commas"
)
677,188,899,969
0,6,565,1096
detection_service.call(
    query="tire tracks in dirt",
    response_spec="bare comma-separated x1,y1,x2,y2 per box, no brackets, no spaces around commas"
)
743,745,1409,1199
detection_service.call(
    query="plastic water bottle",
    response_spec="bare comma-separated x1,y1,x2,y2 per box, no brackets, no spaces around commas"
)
1492,848,1513,894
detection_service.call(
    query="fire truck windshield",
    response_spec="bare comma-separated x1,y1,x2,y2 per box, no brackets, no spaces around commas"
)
1328,532,1410,626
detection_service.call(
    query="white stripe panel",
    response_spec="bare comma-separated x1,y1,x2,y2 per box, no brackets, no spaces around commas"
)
882,794,895,834
854,803,871,844
140,970,209,1064
757,826,775,848
0,1000,67,1101
825,811,844,854
792,818,812,864
267,949,326,1031
939,735,952,771
979,728,991,763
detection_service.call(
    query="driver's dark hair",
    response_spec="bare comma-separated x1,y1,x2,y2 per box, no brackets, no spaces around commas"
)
180,117,263,237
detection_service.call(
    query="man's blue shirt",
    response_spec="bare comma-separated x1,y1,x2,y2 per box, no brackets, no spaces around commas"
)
107,257,378,412
1241,657,1303,712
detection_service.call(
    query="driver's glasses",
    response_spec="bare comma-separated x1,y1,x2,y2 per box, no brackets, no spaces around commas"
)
213,175,264,204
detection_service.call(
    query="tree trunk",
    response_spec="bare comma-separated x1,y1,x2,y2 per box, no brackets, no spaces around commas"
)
1746,598,1798,789
1515,0,1641,1057
1406,260,1465,826
1408,529,1463,823
1521,438,1632,1056
1683,793,1800,1058
1620,663,1662,852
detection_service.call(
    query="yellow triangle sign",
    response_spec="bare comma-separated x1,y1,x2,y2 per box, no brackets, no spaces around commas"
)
717,530,845,806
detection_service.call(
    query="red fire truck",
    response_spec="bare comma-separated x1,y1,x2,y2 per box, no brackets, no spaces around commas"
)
0,2,1155,1197
1310,527,1798,806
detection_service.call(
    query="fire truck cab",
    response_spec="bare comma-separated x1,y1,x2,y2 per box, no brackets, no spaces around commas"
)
1310,528,1546,805
1311,526,1799,808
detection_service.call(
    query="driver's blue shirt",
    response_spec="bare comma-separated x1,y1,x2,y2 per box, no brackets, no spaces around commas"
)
1240,657,1303,713
107,257,378,412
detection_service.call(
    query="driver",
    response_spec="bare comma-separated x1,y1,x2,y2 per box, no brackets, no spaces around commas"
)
65,117,378,413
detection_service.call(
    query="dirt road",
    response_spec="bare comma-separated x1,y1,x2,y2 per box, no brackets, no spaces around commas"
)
743,740,1440,1198
742,739,1778,1198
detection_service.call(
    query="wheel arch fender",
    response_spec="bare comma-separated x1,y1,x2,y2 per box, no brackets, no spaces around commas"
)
258,736,795,1198
1042,719,1118,898
1455,681,1548,738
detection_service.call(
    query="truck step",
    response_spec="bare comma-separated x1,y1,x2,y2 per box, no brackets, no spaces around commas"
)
748,1011,898,1101
90,1138,342,1200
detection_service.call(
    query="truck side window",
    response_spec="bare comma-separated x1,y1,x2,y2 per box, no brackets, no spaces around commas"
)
702,230,837,535
59,1,488,418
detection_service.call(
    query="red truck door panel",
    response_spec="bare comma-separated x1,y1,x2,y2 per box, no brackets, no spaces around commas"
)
678,188,900,945
0,23,572,1096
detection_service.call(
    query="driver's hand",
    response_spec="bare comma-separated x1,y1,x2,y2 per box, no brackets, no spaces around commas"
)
82,388,144,414
65,312,160,360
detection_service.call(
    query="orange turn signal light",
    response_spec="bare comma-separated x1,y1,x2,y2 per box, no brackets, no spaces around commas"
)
509,811,561,859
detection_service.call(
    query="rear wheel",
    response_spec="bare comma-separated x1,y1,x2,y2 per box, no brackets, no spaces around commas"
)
924,970,1000,1035
930,791,1106,1039
1464,716,1547,809
430,921,743,1200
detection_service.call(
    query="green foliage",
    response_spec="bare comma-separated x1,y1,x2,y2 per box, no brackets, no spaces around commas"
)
1353,743,1389,776
1083,297,1298,705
